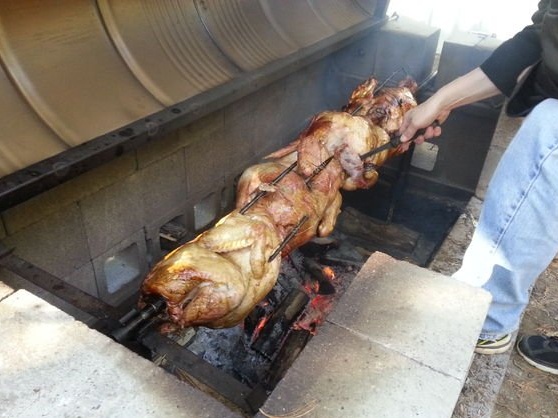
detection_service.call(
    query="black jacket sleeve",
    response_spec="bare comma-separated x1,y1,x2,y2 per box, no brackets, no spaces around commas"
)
480,1,547,96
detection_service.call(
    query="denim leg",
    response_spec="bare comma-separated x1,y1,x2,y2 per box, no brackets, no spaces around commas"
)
453,98,558,339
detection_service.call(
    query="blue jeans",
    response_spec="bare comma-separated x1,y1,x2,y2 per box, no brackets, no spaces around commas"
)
453,98,558,340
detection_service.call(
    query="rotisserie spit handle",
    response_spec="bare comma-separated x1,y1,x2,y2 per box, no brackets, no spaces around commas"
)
111,297,166,342
360,120,441,160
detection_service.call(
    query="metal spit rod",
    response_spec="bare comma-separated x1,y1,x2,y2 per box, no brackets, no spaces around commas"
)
350,67,408,116
239,161,297,214
111,296,166,342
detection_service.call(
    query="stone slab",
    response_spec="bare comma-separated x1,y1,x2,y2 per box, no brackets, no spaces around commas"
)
257,322,465,418
328,252,491,379
0,290,241,418
259,252,491,418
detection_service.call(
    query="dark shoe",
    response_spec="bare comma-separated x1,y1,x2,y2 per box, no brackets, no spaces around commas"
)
516,335,558,375
475,334,512,354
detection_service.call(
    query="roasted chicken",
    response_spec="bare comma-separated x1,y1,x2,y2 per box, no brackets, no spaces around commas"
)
140,76,418,331
141,208,281,329
345,77,418,135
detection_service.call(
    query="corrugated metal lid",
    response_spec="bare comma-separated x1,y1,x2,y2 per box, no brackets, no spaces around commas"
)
0,0,385,209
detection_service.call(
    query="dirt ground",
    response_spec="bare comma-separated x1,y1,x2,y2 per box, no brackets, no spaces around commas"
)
492,258,558,418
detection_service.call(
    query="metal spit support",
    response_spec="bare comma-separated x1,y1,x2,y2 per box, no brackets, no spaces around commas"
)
111,296,166,342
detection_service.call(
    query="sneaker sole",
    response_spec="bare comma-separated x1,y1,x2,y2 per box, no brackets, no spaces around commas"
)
474,342,512,355
517,344,558,375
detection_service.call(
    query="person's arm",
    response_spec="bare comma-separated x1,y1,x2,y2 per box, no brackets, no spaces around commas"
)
399,1,548,145
399,68,500,144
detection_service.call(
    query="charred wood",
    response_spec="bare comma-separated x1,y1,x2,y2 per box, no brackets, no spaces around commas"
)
251,288,309,359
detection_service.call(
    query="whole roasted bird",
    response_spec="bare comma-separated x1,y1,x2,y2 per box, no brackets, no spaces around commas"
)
140,76,417,331
344,76,418,135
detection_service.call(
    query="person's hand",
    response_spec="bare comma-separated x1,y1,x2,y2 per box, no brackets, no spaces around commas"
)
398,100,449,151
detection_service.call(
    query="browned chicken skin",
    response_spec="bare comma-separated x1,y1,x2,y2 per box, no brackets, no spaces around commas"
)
140,76,418,331
141,209,281,329
345,77,418,135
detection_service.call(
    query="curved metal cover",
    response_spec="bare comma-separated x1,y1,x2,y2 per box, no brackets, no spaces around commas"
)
258,0,336,48
308,0,372,31
0,67,66,179
354,0,380,14
0,0,380,205
194,0,297,71
0,0,163,146
97,0,240,106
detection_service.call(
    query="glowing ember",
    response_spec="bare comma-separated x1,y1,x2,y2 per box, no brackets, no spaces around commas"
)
251,314,271,343
293,294,334,335
322,266,335,280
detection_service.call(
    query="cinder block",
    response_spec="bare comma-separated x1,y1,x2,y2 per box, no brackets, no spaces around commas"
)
370,16,440,85
144,206,194,266
80,173,145,259
328,252,491,379
2,154,137,235
0,290,241,418
138,151,188,224
193,191,221,232
258,322,465,418
137,110,225,169
2,203,91,279
64,261,98,298
183,132,231,197
92,230,148,307
435,32,502,91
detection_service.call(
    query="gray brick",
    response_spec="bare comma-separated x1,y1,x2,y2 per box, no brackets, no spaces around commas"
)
0,290,241,418
327,252,491,379
64,261,98,298
80,173,144,259
138,151,188,223
2,154,136,235
2,203,91,279
144,207,194,266
92,230,148,306
184,136,229,196
136,111,225,169
258,322,464,418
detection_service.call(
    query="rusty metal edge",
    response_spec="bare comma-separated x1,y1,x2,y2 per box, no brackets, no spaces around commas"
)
0,15,388,213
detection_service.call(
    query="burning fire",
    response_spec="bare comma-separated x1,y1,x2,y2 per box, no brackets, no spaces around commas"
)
295,265,337,334
322,266,335,280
